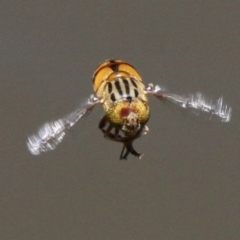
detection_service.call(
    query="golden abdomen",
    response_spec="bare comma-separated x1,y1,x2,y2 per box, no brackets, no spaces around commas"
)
92,59,143,96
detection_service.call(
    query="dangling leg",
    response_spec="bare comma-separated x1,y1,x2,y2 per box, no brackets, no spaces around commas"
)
99,115,109,135
99,116,145,159
99,116,125,142
119,145,127,160
119,141,143,160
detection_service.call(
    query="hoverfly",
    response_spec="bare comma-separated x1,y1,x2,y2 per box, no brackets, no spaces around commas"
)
27,59,232,159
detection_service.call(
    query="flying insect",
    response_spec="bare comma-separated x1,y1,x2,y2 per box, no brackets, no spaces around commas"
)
27,59,232,159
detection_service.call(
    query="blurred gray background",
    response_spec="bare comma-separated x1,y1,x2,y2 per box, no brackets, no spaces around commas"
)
1,1,240,239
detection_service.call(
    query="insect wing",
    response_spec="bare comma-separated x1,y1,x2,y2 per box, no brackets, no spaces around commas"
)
146,83,232,122
27,95,101,155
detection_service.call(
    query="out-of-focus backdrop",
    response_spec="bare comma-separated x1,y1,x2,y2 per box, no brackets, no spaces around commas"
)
1,1,239,239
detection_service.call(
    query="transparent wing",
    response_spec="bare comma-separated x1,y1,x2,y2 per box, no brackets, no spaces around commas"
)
27,94,102,155
146,83,232,122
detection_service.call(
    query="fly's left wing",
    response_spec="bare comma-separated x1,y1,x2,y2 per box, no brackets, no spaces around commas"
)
27,95,102,155
146,83,232,122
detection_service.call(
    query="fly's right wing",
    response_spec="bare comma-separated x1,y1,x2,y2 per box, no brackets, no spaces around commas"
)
146,83,232,122
27,94,102,155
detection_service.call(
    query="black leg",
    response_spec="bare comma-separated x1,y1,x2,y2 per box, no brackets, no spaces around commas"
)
120,145,128,160
119,142,143,160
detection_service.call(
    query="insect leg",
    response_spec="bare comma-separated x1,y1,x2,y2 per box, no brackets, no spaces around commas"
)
119,141,143,160
119,144,128,160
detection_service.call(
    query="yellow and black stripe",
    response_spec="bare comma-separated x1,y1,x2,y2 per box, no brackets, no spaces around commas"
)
106,77,141,103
